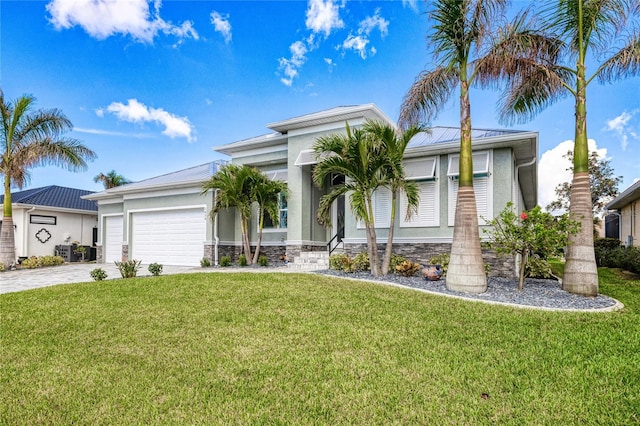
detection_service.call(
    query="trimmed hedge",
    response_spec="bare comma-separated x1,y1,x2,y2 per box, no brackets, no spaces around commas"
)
594,238,640,274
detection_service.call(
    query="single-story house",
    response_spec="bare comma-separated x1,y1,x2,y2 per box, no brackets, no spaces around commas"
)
0,185,98,261
606,180,640,246
85,104,538,276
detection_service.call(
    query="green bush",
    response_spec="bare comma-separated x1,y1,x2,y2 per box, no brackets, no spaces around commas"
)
257,255,269,267
428,253,450,277
595,238,622,250
0,262,5,272
395,261,421,277
389,254,407,274
351,252,370,272
90,268,108,281
525,255,552,279
220,256,232,267
40,255,64,267
114,259,142,278
238,254,248,267
200,257,211,268
329,253,352,271
148,263,163,276
20,257,41,269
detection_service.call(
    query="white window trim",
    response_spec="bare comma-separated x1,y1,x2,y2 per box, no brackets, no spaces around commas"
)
356,187,391,229
259,192,288,230
400,157,439,228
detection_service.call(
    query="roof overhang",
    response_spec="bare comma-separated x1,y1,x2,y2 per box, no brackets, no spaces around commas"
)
606,180,640,210
267,104,394,133
12,203,97,215
215,133,288,156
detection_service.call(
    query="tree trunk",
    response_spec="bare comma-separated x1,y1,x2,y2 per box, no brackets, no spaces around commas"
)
381,190,397,276
1,177,15,267
563,172,598,295
518,250,527,291
446,77,487,293
240,216,252,263
252,212,264,265
447,186,487,293
366,196,381,276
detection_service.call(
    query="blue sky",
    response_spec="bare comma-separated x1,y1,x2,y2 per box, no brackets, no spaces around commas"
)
1,0,639,209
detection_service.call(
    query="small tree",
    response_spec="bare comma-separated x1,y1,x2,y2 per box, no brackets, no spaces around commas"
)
484,202,579,291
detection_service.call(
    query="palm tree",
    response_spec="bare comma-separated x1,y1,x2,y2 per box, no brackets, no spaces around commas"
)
252,176,287,264
313,123,387,276
399,0,511,293
94,170,131,189
494,0,640,296
362,120,423,275
202,164,257,262
1,91,96,268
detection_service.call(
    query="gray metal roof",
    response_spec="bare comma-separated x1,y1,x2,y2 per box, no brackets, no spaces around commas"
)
408,126,526,148
1,186,97,211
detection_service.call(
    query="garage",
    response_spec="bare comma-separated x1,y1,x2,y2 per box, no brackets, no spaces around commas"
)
104,215,123,263
130,208,206,266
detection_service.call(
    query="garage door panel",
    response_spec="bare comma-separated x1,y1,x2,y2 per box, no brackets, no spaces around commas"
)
131,209,205,266
104,216,123,263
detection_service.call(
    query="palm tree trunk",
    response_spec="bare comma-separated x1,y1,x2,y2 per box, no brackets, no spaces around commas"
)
1,177,16,267
446,78,487,293
240,216,252,263
563,44,598,296
252,212,264,265
366,196,381,276
381,190,397,276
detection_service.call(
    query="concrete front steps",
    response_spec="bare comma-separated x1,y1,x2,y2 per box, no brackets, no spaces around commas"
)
287,251,331,271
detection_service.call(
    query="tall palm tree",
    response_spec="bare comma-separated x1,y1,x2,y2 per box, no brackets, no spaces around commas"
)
94,170,131,189
1,91,96,268
252,176,287,264
494,0,640,296
362,120,423,275
399,0,511,293
202,164,257,262
313,123,387,276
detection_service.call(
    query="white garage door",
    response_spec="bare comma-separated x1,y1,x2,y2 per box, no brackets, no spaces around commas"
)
131,209,206,266
104,216,123,263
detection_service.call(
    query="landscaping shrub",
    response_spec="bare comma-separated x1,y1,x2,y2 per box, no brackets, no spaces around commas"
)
258,255,269,267
525,255,552,279
429,253,450,276
220,256,232,267
351,252,370,272
395,261,421,277
200,257,211,268
20,257,41,269
39,255,64,267
114,260,142,278
0,263,5,272
90,268,108,281
148,263,163,276
389,254,407,274
329,253,351,271
238,254,248,267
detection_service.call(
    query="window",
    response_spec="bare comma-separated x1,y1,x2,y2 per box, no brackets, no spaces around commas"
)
262,193,288,229
448,151,492,226
357,187,391,229
30,214,57,225
401,158,439,227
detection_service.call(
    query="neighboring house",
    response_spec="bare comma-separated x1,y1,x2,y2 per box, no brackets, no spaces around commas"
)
0,186,97,260
85,104,538,275
83,161,227,266
606,180,640,246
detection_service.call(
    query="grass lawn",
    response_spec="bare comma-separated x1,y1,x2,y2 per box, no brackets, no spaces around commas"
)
1,269,639,425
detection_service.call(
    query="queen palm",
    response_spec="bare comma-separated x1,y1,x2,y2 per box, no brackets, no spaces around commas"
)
495,0,640,296
399,0,511,293
313,123,387,276
362,120,422,275
1,91,96,268
94,170,131,189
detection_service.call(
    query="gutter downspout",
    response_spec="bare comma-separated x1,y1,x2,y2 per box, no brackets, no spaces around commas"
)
24,206,36,258
513,156,537,279
214,189,220,266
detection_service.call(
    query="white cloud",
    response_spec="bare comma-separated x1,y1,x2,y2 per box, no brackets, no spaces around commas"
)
100,99,196,142
46,0,198,43
402,0,419,12
305,0,344,37
605,109,639,151
358,9,388,37
210,11,232,43
342,35,370,59
74,127,150,138
278,41,309,86
538,139,606,212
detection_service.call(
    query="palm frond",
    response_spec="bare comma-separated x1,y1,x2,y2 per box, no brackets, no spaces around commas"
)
596,32,640,82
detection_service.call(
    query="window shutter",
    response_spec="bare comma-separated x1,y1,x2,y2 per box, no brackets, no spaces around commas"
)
448,177,490,226
374,188,391,228
401,181,438,227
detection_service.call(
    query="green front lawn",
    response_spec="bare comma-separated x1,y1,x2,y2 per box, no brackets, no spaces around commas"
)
2,270,639,424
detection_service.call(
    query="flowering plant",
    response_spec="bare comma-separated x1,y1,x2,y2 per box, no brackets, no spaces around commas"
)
484,202,579,290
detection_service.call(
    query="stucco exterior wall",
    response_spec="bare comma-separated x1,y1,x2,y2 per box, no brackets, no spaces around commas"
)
620,200,638,246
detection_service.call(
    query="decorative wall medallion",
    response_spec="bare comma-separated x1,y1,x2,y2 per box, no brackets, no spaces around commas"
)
36,228,52,244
